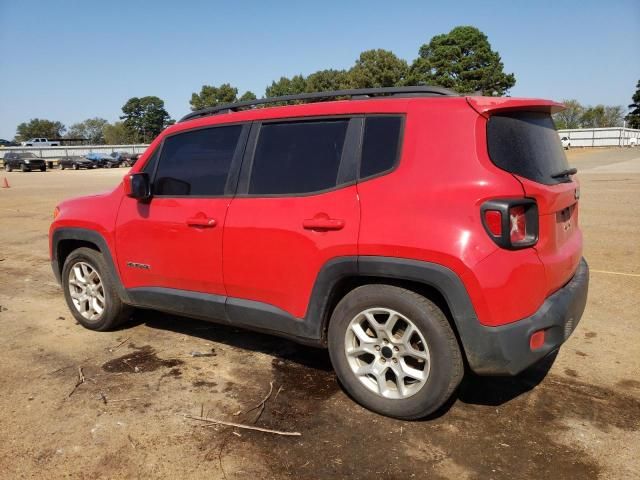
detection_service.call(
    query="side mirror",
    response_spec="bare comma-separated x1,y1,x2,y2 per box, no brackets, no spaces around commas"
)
124,173,151,201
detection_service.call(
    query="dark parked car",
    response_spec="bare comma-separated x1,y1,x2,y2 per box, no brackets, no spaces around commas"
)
85,152,121,168
59,156,96,170
3,152,46,172
0,139,18,147
110,151,139,167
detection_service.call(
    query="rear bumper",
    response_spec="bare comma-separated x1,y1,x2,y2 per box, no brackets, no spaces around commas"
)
465,257,589,375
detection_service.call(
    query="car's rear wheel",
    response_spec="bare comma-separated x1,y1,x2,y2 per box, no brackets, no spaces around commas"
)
4,164,11,172
328,284,463,419
60,163,65,170
40,166,46,172
62,247,132,331
21,164,29,172
73,163,79,170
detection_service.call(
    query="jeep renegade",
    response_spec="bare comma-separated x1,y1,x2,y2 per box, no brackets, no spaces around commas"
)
49,87,589,419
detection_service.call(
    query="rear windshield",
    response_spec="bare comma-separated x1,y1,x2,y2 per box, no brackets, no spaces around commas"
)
487,111,569,185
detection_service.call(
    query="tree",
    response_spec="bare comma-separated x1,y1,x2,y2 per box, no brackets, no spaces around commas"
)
66,117,109,144
265,75,307,97
554,100,585,129
348,49,408,88
408,26,515,95
190,83,238,111
120,96,173,143
581,105,624,128
626,80,640,129
15,118,65,142
103,121,136,145
239,91,257,102
306,69,350,92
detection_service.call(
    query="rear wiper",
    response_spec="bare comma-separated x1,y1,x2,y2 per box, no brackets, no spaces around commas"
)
551,167,578,179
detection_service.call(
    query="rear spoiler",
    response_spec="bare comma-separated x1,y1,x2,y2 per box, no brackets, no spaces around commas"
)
466,97,565,118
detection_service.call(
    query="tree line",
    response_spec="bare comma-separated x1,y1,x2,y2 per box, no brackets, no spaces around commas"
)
12,26,640,144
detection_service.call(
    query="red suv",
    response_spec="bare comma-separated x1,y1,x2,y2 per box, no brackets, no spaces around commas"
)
49,87,588,419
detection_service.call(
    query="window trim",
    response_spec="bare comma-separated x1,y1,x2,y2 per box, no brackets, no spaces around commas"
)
236,115,361,198
148,122,251,199
356,114,406,183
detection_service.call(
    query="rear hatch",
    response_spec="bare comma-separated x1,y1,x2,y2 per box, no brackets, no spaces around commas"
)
477,101,582,296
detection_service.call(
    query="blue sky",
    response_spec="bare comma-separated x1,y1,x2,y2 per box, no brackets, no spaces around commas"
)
0,0,638,139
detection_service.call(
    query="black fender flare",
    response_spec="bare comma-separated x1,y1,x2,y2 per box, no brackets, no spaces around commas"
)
50,227,131,303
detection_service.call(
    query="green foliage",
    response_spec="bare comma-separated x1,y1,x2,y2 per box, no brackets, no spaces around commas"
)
408,26,515,95
626,80,640,129
239,91,257,102
102,121,137,145
348,50,408,88
190,83,239,111
554,100,584,129
120,96,173,143
306,69,351,92
66,117,109,144
554,100,625,129
15,118,65,141
265,75,308,98
581,105,624,128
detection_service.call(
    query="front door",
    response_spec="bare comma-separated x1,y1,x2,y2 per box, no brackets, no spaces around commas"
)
115,124,248,296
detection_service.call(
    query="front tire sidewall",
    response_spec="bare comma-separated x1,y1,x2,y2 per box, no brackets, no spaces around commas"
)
328,285,462,420
61,248,124,331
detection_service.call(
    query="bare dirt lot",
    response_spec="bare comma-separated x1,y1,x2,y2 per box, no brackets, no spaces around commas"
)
1,149,639,479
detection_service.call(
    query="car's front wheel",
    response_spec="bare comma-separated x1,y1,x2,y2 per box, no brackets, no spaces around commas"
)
73,163,79,170
4,163,11,172
21,164,29,172
62,247,132,331
328,284,463,419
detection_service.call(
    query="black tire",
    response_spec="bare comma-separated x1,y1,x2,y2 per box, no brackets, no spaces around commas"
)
40,166,46,172
21,164,29,172
60,163,65,170
61,247,132,331
328,284,463,420
73,163,79,170
4,163,11,172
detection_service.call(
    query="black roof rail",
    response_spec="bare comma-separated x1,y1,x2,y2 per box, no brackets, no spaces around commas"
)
180,86,457,122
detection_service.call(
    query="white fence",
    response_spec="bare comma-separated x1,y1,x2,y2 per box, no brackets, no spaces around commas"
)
0,144,150,160
557,128,640,148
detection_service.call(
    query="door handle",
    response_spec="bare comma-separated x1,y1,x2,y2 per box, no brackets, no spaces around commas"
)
302,217,345,231
186,216,217,228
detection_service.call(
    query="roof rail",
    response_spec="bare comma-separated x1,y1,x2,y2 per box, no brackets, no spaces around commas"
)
180,86,457,122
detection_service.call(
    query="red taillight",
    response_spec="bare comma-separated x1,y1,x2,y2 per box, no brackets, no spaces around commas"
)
509,206,526,243
484,210,502,236
530,330,546,350
481,199,538,249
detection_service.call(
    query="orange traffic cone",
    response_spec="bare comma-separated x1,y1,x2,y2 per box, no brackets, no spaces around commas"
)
1,177,9,188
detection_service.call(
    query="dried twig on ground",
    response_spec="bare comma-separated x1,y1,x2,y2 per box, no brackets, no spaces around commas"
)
68,367,85,398
244,381,274,424
184,415,301,436
108,336,131,352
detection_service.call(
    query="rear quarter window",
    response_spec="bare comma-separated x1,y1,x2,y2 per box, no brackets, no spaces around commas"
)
487,111,570,185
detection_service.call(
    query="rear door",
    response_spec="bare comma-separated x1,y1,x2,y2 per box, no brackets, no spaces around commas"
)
223,117,361,320
115,124,248,295
486,110,582,295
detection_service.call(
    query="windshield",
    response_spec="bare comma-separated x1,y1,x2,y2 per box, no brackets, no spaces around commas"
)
487,111,570,185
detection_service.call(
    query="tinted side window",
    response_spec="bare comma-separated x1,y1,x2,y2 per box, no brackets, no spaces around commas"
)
249,120,349,195
142,147,160,175
360,116,403,179
154,126,242,196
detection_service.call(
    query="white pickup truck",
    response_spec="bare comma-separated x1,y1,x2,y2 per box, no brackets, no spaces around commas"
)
20,138,60,147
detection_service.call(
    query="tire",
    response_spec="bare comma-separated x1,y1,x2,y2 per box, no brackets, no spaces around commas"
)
328,284,463,420
21,164,29,172
62,247,132,331
73,163,79,170
4,163,11,172
40,166,46,172
60,164,65,170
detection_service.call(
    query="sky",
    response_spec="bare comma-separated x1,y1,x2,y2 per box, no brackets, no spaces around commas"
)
0,0,639,139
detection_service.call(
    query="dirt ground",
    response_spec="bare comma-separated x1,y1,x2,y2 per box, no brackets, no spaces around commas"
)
0,148,639,479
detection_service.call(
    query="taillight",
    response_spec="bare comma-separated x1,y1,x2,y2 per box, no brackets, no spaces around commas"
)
481,199,538,249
